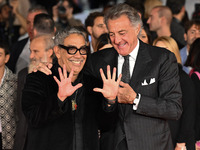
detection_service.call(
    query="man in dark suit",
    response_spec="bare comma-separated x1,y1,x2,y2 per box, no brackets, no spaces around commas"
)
86,3,182,150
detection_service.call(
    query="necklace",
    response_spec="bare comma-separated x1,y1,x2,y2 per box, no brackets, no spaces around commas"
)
71,90,78,111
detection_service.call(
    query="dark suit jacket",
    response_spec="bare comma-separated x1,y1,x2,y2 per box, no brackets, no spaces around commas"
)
6,38,29,73
168,65,196,150
13,67,28,150
21,63,113,150
85,41,182,150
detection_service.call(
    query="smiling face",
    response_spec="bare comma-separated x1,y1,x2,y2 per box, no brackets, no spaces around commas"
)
56,33,87,77
107,14,140,56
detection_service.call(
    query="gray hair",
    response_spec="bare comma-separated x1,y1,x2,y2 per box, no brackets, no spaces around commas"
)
54,27,88,46
32,34,55,58
104,3,143,32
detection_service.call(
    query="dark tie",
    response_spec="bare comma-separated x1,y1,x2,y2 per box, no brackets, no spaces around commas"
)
120,55,130,116
121,55,130,83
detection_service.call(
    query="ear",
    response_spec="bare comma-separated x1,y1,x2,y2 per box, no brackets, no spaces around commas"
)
184,33,187,41
33,29,37,37
160,16,165,24
5,54,10,63
47,48,54,58
135,25,141,35
54,46,61,59
87,26,92,35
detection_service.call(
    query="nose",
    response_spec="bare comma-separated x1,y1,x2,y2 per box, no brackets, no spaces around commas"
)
114,34,121,44
29,52,34,59
147,18,150,24
74,50,82,58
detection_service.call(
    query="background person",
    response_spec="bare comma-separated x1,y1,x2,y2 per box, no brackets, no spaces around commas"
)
185,38,200,142
153,36,196,150
0,42,17,150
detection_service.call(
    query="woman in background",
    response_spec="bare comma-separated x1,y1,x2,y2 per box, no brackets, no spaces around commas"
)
185,38,200,142
94,33,113,52
153,36,196,150
139,25,152,45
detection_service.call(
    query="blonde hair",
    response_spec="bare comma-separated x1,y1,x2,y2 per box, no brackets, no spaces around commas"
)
144,0,163,19
153,36,182,64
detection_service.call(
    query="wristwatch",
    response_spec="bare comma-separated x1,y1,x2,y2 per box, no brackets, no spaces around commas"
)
133,93,140,105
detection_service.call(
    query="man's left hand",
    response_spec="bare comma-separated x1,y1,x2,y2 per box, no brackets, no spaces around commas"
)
118,81,137,104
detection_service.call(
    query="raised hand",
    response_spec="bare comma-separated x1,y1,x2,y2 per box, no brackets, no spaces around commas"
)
93,65,122,101
54,65,82,101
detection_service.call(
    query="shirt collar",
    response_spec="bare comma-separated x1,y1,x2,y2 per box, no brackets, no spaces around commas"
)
0,68,6,87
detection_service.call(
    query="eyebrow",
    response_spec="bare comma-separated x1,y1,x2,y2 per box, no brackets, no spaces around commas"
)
119,30,127,33
62,45,87,48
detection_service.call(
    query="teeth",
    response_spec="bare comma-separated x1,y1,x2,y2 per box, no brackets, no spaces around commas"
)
70,60,83,64
119,43,126,47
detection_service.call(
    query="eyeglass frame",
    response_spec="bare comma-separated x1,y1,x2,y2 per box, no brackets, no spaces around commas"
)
58,44,88,55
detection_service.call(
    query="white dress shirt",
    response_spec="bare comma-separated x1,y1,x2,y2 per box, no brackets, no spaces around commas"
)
117,39,141,110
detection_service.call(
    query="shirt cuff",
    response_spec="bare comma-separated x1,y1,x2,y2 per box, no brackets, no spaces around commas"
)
133,93,141,110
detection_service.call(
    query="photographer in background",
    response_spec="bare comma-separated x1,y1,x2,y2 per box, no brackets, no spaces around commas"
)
52,0,82,30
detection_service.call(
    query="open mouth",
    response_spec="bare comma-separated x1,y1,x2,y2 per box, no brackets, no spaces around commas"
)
69,60,84,65
118,42,127,49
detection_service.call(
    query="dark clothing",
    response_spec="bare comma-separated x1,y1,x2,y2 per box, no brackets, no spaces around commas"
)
168,65,196,150
85,41,182,150
170,17,186,49
21,62,110,150
13,68,29,150
190,69,200,140
0,22,20,46
6,38,29,73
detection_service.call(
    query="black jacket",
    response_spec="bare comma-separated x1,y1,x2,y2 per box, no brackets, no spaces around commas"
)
22,62,112,150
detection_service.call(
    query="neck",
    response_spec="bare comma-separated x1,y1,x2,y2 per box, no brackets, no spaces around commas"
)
91,37,97,52
157,27,171,37
187,44,190,52
0,66,5,81
173,14,182,22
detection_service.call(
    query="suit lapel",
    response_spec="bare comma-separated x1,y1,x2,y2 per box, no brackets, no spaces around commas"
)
124,41,153,116
129,41,152,90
